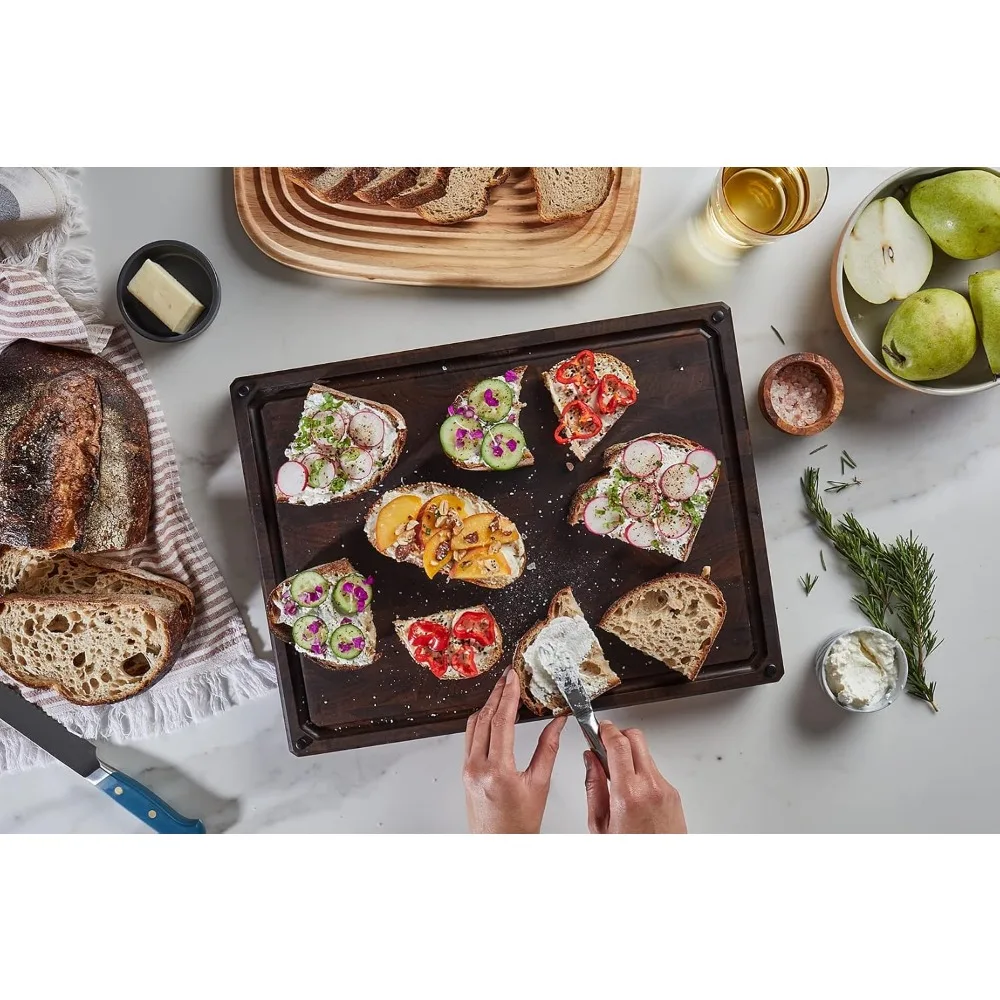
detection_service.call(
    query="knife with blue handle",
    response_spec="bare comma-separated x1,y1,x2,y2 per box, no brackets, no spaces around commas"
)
0,681,205,834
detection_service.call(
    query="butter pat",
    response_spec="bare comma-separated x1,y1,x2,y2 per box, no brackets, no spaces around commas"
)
126,259,204,334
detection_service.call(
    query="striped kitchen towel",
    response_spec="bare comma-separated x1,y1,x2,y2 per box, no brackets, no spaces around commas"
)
0,267,275,772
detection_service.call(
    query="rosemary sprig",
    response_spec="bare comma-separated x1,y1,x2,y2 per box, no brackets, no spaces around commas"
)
820,550,827,572
801,468,940,711
809,444,828,455
824,477,862,494
841,449,857,474
799,573,818,595
770,325,786,345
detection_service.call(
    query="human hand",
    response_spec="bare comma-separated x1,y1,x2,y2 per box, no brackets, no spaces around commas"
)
463,669,568,834
584,721,686,834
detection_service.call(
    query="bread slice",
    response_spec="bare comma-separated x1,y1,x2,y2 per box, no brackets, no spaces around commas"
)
600,567,726,680
393,605,502,680
388,168,452,209
0,593,190,705
541,350,637,460
569,433,721,562
443,366,534,472
364,482,526,589
0,548,195,628
416,168,510,224
283,168,357,204
266,558,378,671
512,588,620,716
531,168,614,222
354,168,420,204
275,384,407,506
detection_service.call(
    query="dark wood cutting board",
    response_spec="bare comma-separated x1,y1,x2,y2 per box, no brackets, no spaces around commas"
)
231,304,782,756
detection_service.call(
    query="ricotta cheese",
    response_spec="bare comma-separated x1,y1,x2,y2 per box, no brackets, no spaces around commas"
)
524,616,601,708
823,628,899,709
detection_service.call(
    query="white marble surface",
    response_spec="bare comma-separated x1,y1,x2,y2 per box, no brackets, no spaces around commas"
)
2,167,998,833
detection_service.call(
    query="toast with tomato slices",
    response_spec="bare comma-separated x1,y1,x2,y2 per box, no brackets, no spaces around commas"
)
541,351,636,460
364,482,526,589
568,433,721,562
393,605,503,680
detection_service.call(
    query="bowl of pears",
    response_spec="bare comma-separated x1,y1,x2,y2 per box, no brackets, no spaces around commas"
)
832,167,1000,395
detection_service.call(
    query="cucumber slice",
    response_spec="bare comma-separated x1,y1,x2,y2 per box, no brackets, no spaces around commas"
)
332,574,373,614
292,616,328,651
468,379,513,423
289,571,329,608
481,423,526,471
440,414,481,461
330,623,365,660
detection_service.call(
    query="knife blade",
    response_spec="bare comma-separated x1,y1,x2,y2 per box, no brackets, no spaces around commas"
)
0,682,204,834
551,666,611,779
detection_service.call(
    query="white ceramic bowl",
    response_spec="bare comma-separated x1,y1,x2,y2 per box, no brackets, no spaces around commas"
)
831,166,1000,396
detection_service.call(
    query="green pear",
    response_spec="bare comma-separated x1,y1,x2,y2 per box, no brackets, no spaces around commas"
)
881,288,977,381
969,269,1000,375
908,169,1000,260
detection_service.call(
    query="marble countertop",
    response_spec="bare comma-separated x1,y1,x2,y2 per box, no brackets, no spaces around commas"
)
2,167,997,833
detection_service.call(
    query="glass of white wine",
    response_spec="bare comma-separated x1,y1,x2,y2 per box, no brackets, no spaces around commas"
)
705,167,829,249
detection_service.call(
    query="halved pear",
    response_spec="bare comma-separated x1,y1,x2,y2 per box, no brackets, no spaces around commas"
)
843,196,934,305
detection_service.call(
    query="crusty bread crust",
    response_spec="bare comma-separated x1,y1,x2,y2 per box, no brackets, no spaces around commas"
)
277,384,407,505
599,568,726,680
354,168,420,204
388,168,453,209
511,587,620,716
416,168,510,225
266,558,379,671
541,351,636,460
364,482,526,589
446,365,534,472
393,605,503,680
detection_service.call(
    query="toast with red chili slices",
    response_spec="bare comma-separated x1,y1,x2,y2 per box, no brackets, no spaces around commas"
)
394,606,503,680
541,351,637,460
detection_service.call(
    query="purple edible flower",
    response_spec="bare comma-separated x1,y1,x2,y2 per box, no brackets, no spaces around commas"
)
462,406,475,419
484,389,499,408
492,444,504,458
308,620,322,635
283,602,298,617
456,428,468,442
504,370,518,383
357,596,368,612
341,617,351,625
311,643,325,655
447,405,457,416
352,636,365,649
471,429,484,441
506,438,517,452
364,576,374,586
338,641,353,653
343,582,355,596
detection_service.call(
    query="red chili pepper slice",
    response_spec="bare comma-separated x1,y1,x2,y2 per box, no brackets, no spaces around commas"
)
407,620,450,653
554,350,598,392
596,373,638,414
449,645,480,678
554,400,603,445
414,646,450,678
453,610,497,647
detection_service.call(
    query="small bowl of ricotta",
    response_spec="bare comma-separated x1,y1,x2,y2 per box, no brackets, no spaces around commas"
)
815,626,908,713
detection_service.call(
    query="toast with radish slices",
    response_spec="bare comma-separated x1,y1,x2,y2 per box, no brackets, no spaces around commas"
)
266,558,378,670
394,605,503,680
568,433,721,562
541,350,637,460
274,384,406,506
439,366,533,472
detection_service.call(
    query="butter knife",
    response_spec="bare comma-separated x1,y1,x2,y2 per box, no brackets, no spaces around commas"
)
552,668,610,779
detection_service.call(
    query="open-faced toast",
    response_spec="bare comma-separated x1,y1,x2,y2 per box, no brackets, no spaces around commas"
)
511,587,620,716
274,384,407,506
266,558,378,671
365,482,526,589
541,350,637,460
569,433,721,562
394,605,502,680
439,366,533,472
600,567,726,680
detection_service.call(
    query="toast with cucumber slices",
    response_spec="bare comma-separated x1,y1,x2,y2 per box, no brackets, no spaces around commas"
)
440,366,533,472
266,558,378,670
394,605,503,680
365,483,526,589
569,433,721,562
541,349,637,460
274,384,406,506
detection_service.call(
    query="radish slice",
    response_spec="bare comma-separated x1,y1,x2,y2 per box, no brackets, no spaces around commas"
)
658,509,693,539
622,481,657,519
685,448,718,480
659,463,700,501
583,497,623,535
276,461,308,496
625,520,659,549
341,448,374,481
302,454,338,489
349,410,385,448
622,439,662,478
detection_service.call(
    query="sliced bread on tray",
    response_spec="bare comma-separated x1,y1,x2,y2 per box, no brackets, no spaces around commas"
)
354,168,420,204
512,587,620,716
600,567,726,680
388,168,452,208
531,168,614,222
0,593,190,705
394,605,502,680
416,168,510,224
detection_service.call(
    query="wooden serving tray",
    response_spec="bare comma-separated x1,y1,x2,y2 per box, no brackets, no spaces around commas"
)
231,305,782,756
232,167,640,288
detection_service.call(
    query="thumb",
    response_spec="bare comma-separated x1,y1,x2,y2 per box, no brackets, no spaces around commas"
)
584,751,610,834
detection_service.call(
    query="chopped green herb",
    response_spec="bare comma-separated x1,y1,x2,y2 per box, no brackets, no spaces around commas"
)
799,573,818,595
824,477,862,494
820,550,827,572
770,325,786,345
582,486,598,502
841,449,857,470
809,444,828,455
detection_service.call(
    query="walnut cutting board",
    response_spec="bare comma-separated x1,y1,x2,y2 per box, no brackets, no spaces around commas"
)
232,167,640,288
231,305,783,757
